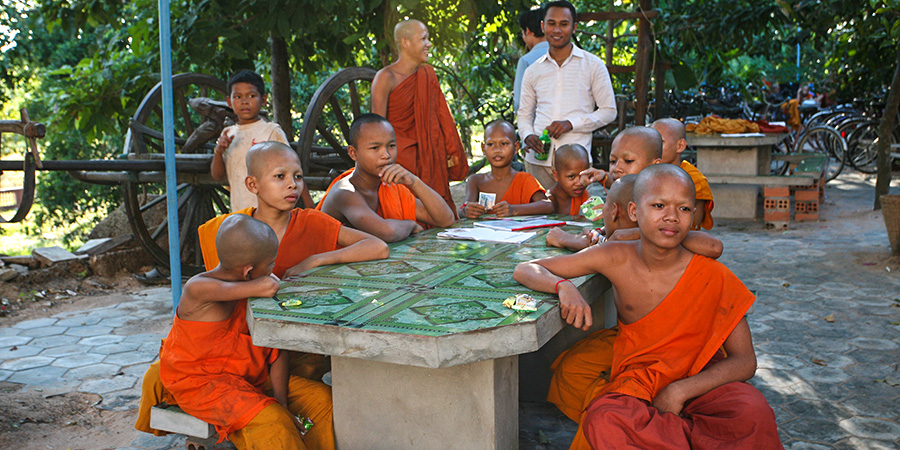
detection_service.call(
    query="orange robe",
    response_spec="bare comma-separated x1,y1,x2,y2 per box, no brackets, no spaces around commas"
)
316,168,417,222
569,190,590,216
680,160,715,230
577,255,781,450
159,299,279,441
499,172,544,205
547,327,617,423
387,65,468,211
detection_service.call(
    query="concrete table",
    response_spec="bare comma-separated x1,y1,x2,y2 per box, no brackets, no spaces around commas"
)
248,221,612,449
686,133,784,220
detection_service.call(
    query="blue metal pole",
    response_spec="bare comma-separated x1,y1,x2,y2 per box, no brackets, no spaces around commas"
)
796,27,801,81
157,0,182,313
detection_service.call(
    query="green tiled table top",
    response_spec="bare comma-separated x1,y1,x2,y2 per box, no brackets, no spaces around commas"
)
249,216,599,338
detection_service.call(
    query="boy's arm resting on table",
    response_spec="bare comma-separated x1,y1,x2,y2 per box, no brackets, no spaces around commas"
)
607,229,723,259
330,189,420,243
461,175,487,219
546,227,590,252
183,274,280,303
652,317,757,415
493,191,554,217
269,351,304,432
282,227,389,278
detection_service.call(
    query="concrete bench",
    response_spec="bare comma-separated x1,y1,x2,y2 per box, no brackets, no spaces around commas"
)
763,154,828,229
150,405,230,450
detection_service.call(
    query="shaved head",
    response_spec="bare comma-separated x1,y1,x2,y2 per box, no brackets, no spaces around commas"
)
633,164,695,204
651,118,686,142
554,144,589,170
246,141,300,178
394,19,426,46
612,127,663,161
607,174,636,208
484,119,516,140
215,214,278,271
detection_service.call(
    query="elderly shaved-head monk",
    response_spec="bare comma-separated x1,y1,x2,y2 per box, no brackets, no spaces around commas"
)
371,19,469,214
515,164,781,450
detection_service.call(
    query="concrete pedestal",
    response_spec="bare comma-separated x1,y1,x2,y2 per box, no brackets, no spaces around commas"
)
332,355,518,450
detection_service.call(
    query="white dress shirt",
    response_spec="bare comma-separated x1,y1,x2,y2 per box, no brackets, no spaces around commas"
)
517,44,617,167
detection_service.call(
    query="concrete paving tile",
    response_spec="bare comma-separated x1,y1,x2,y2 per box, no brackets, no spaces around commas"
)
29,333,80,347
838,417,900,441
0,369,11,382
138,341,161,354
840,395,900,420
769,310,820,323
0,335,33,348
129,432,186,450
789,381,853,402
854,297,899,307
99,316,134,327
64,363,122,380
79,335,126,346
55,315,103,326
784,440,833,450
104,351,158,366
780,417,851,444
842,378,900,400
79,374,138,394
0,355,55,371
0,327,22,337
96,391,142,411
757,341,809,356
124,333,165,345
90,307,130,318
8,365,67,385
833,437,900,450
40,344,89,358
18,325,68,338
817,282,861,291
12,317,59,329
64,324,114,337
754,368,805,391
757,353,811,371
749,321,774,335
783,399,853,422
817,299,860,310
848,337,899,351
796,366,852,384
805,338,853,354
798,352,856,369
845,349,900,367
855,305,900,317
1,345,44,358
804,326,856,340
93,342,142,354
772,405,796,425
120,362,151,378
52,352,107,368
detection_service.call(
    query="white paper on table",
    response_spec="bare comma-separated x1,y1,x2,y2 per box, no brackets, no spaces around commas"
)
720,132,766,137
436,227,534,244
566,221,594,227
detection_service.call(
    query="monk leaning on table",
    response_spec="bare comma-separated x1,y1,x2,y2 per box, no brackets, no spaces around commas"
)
515,164,782,450
371,18,469,213
317,113,455,243
135,142,388,447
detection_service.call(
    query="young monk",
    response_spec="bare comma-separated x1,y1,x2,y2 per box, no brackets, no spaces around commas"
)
159,214,331,449
543,174,722,425
317,113,455,243
547,127,663,251
461,120,554,218
514,164,782,450
651,118,715,230
547,144,591,217
135,142,388,440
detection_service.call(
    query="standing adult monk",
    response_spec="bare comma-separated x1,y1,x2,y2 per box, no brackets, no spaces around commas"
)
371,19,469,214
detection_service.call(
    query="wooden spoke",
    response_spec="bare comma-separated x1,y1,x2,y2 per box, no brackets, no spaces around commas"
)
349,81,361,119
329,96,351,142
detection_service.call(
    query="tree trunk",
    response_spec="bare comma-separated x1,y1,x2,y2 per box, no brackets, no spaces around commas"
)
874,40,900,210
269,31,292,139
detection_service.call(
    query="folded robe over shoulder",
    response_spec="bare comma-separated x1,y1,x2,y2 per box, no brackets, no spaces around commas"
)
680,160,715,230
387,65,468,210
499,172,545,205
316,168,417,221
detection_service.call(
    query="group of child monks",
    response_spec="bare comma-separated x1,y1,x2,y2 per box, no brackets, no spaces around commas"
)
134,69,784,450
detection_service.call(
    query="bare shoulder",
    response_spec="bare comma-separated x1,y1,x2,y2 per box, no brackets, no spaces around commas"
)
373,66,399,90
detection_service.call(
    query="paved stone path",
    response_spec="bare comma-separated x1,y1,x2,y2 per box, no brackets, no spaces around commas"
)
0,173,898,450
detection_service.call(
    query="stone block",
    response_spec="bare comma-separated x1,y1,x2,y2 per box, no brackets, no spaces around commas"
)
89,247,154,277
75,234,133,255
150,405,216,439
0,255,33,266
0,267,17,281
32,246,80,266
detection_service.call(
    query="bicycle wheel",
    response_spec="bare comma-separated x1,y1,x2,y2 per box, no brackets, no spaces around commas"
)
770,132,794,175
793,125,847,182
846,120,881,174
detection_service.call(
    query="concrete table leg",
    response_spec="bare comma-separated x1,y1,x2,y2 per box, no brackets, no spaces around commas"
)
332,355,518,450
698,146,764,220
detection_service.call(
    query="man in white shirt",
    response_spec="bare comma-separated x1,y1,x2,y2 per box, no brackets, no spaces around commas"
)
513,7,548,112
517,0,617,189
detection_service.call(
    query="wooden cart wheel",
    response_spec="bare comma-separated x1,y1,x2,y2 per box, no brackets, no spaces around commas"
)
123,73,230,275
297,67,376,190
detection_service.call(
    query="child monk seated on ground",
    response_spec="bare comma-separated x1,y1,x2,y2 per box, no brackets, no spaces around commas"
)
651,117,714,230
461,120,553,218
514,164,782,450
541,174,722,426
547,144,591,217
134,142,388,441
318,113,455,242
547,126,663,251
160,214,334,450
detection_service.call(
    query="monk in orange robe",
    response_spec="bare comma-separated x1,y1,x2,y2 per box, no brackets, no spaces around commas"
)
653,118,715,230
547,144,592,217
135,143,389,442
515,165,781,450
318,114,455,243
461,120,553,218
371,19,468,213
